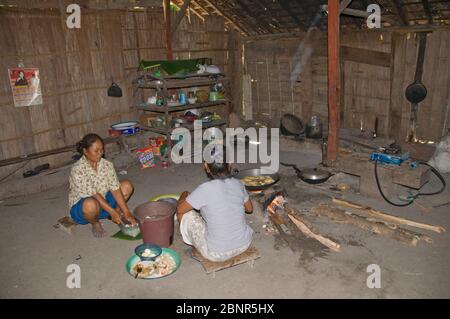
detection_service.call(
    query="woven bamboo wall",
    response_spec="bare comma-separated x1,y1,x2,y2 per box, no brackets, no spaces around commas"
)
243,32,322,126
0,6,228,178
244,29,450,141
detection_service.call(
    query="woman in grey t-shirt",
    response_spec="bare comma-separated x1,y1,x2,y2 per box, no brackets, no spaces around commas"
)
176,149,254,262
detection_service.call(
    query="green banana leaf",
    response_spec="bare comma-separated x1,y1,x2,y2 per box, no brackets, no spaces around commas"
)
111,230,142,241
138,58,212,76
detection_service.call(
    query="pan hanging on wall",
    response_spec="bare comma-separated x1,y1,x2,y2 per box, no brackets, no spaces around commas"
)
406,32,428,142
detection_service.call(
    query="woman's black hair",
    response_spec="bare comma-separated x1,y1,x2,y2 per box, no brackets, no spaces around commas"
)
205,145,231,180
76,133,104,154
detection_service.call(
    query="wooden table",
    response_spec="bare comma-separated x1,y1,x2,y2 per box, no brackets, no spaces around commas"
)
335,153,431,199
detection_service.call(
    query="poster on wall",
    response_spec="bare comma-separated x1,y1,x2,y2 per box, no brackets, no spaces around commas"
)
8,68,43,107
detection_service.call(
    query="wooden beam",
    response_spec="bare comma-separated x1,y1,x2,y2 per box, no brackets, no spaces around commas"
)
327,0,340,164
422,0,434,25
339,0,353,13
171,0,192,33
0,137,120,167
392,0,410,25
341,46,391,67
163,0,173,60
324,4,398,25
201,0,249,36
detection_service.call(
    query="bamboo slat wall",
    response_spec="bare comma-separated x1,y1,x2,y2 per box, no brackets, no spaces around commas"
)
243,29,450,141
243,33,322,126
0,6,229,178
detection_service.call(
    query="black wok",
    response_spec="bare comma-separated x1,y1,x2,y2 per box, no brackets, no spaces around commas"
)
233,168,280,191
281,162,333,184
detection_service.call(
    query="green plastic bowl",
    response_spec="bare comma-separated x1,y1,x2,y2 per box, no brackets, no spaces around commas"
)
134,243,162,261
126,248,181,280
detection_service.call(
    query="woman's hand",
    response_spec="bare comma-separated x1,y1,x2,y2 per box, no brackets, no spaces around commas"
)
110,212,123,225
123,211,138,225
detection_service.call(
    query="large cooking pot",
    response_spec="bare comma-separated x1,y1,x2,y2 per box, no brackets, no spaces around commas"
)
233,168,280,191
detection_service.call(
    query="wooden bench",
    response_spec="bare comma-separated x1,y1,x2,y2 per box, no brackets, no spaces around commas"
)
190,245,261,278
335,153,431,199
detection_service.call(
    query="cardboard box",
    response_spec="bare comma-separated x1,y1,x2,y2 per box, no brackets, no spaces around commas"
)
139,114,157,127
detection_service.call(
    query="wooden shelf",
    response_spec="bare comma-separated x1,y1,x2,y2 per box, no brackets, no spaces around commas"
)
142,119,227,135
138,100,228,113
133,73,228,89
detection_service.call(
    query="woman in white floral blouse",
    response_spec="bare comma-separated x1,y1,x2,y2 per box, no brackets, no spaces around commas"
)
69,133,137,237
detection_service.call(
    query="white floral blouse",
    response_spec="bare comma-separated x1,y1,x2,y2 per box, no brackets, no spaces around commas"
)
68,155,121,208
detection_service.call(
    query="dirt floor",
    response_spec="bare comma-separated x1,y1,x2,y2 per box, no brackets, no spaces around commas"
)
1,139,449,298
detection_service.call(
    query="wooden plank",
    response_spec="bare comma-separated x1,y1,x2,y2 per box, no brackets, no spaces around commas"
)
332,198,446,233
311,204,429,246
191,245,260,274
341,45,391,67
287,213,341,251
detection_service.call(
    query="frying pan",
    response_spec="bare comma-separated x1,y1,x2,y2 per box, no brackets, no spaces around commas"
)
280,162,333,184
405,82,427,104
233,168,280,191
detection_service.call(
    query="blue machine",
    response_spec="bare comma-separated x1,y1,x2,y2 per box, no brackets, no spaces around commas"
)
370,152,410,165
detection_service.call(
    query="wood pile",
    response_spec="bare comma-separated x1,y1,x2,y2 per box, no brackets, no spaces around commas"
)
252,189,445,252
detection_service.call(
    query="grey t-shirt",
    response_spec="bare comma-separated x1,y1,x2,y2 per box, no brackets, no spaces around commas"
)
186,177,253,253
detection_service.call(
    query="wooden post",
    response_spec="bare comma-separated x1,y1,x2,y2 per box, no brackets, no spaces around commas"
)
327,0,340,164
164,0,173,60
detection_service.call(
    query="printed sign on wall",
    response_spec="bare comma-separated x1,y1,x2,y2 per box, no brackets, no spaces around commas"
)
8,68,43,107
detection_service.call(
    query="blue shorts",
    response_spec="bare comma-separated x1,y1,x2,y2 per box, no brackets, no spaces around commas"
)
69,191,117,225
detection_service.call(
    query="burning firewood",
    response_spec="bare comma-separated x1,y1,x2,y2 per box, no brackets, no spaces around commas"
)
265,191,341,252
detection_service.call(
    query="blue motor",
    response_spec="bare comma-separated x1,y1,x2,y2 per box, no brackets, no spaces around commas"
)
370,152,410,165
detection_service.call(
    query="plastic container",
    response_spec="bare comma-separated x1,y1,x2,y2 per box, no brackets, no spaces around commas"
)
111,121,140,136
134,201,176,247
134,243,162,261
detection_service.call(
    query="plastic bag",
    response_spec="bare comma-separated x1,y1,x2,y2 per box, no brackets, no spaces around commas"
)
136,146,155,169
428,133,450,173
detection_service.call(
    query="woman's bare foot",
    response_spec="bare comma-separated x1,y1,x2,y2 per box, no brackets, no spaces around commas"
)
91,222,107,238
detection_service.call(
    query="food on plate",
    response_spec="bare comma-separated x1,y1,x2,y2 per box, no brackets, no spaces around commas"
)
240,175,275,187
132,253,177,279
141,248,157,258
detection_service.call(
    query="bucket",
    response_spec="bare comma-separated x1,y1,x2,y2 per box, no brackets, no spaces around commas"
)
134,201,176,247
